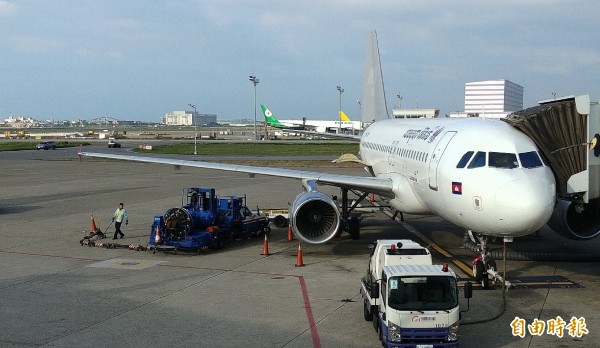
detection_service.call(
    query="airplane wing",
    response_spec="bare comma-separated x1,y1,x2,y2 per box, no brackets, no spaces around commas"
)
79,152,394,197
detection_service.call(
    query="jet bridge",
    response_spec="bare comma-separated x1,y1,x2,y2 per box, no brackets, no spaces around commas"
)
503,95,600,240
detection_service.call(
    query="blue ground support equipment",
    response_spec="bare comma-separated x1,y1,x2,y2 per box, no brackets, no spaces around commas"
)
148,188,270,252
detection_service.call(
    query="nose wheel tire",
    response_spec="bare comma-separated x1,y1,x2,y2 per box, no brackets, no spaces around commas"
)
473,259,496,289
473,261,484,282
484,259,497,288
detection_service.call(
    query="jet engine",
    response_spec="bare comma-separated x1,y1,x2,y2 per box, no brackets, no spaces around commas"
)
290,191,341,244
547,198,600,240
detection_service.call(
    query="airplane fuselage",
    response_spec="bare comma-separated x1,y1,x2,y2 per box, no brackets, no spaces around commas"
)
278,119,362,133
360,117,557,237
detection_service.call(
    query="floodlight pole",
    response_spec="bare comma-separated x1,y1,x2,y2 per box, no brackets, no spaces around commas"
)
249,75,260,140
188,103,197,155
337,85,344,134
356,99,361,134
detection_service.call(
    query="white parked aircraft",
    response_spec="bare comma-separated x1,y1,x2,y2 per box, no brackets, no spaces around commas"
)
79,30,599,288
262,104,362,133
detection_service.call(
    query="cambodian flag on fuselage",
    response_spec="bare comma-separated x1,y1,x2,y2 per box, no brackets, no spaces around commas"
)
452,182,462,195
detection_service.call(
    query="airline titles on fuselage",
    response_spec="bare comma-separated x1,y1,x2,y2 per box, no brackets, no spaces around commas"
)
402,127,445,143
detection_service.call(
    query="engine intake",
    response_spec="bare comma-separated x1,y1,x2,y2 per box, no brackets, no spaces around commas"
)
547,198,600,240
290,192,340,244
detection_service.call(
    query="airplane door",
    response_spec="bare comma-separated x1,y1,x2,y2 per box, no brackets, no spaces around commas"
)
428,131,456,190
388,141,398,168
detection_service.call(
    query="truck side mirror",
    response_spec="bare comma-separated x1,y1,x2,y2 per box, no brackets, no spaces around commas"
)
370,282,380,299
464,281,473,299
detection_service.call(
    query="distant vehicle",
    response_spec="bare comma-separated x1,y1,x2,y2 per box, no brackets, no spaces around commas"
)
262,209,289,228
36,141,56,150
107,138,121,148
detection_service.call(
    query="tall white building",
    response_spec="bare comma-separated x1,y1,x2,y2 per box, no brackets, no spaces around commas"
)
450,79,523,118
163,111,217,126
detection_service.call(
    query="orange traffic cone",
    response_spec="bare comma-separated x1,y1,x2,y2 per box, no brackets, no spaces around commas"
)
295,243,305,267
287,226,294,241
261,233,270,256
90,214,99,234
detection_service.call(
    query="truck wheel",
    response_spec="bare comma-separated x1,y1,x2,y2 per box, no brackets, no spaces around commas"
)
273,215,288,228
372,311,379,332
212,236,225,249
363,301,372,321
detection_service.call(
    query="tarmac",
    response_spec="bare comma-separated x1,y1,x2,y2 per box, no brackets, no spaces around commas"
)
1,143,599,347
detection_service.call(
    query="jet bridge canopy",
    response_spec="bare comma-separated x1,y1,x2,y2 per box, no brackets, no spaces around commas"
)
503,95,600,202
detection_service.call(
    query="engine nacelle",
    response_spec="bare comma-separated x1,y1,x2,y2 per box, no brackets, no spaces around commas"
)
290,191,341,244
547,198,600,240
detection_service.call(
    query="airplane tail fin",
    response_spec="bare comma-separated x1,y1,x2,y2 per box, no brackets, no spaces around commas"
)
339,110,351,122
361,30,389,123
261,105,285,127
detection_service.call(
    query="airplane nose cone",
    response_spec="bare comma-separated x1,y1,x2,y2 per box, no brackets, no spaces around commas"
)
494,177,555,235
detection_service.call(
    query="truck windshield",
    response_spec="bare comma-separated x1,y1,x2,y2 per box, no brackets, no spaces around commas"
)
387,276,458,311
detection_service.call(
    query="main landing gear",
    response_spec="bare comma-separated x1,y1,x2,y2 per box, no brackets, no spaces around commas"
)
337,188,369,240
469,231,511,289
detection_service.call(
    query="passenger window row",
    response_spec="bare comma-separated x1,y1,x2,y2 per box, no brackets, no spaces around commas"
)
362,142,429,163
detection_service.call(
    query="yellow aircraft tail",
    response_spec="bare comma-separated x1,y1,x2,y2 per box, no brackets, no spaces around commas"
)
339,110,351,122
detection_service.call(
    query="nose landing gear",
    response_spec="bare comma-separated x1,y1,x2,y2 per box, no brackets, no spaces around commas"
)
469,231,511,289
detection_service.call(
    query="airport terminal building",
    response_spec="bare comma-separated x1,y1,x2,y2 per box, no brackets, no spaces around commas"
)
392,108,439,119
162,111,217,126
450,79,524,118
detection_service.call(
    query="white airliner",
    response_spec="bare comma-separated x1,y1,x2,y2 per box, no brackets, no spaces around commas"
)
78,30,599,287
262,104,362,133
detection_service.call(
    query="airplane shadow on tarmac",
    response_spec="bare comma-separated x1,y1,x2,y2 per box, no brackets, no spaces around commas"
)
0,204,41,215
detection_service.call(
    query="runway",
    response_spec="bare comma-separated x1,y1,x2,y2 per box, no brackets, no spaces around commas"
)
1,144,599,347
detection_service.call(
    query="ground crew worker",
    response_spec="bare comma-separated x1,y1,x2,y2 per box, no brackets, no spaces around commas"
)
112,202,128,239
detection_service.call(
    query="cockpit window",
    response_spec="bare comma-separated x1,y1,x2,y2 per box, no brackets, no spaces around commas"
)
519,151,543,168
539,152,549,166
467,151,486,168
456,151,474,168
489,152,518,169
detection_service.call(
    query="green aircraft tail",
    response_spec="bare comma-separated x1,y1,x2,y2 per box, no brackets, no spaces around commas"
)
261,105,286,127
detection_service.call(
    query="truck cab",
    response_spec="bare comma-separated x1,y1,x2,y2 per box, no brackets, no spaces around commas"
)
360,239,470,347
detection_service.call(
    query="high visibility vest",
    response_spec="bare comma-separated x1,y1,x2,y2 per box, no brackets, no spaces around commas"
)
114,208,128,222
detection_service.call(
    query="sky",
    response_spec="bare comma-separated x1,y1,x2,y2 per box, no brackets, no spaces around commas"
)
2,0,600,122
